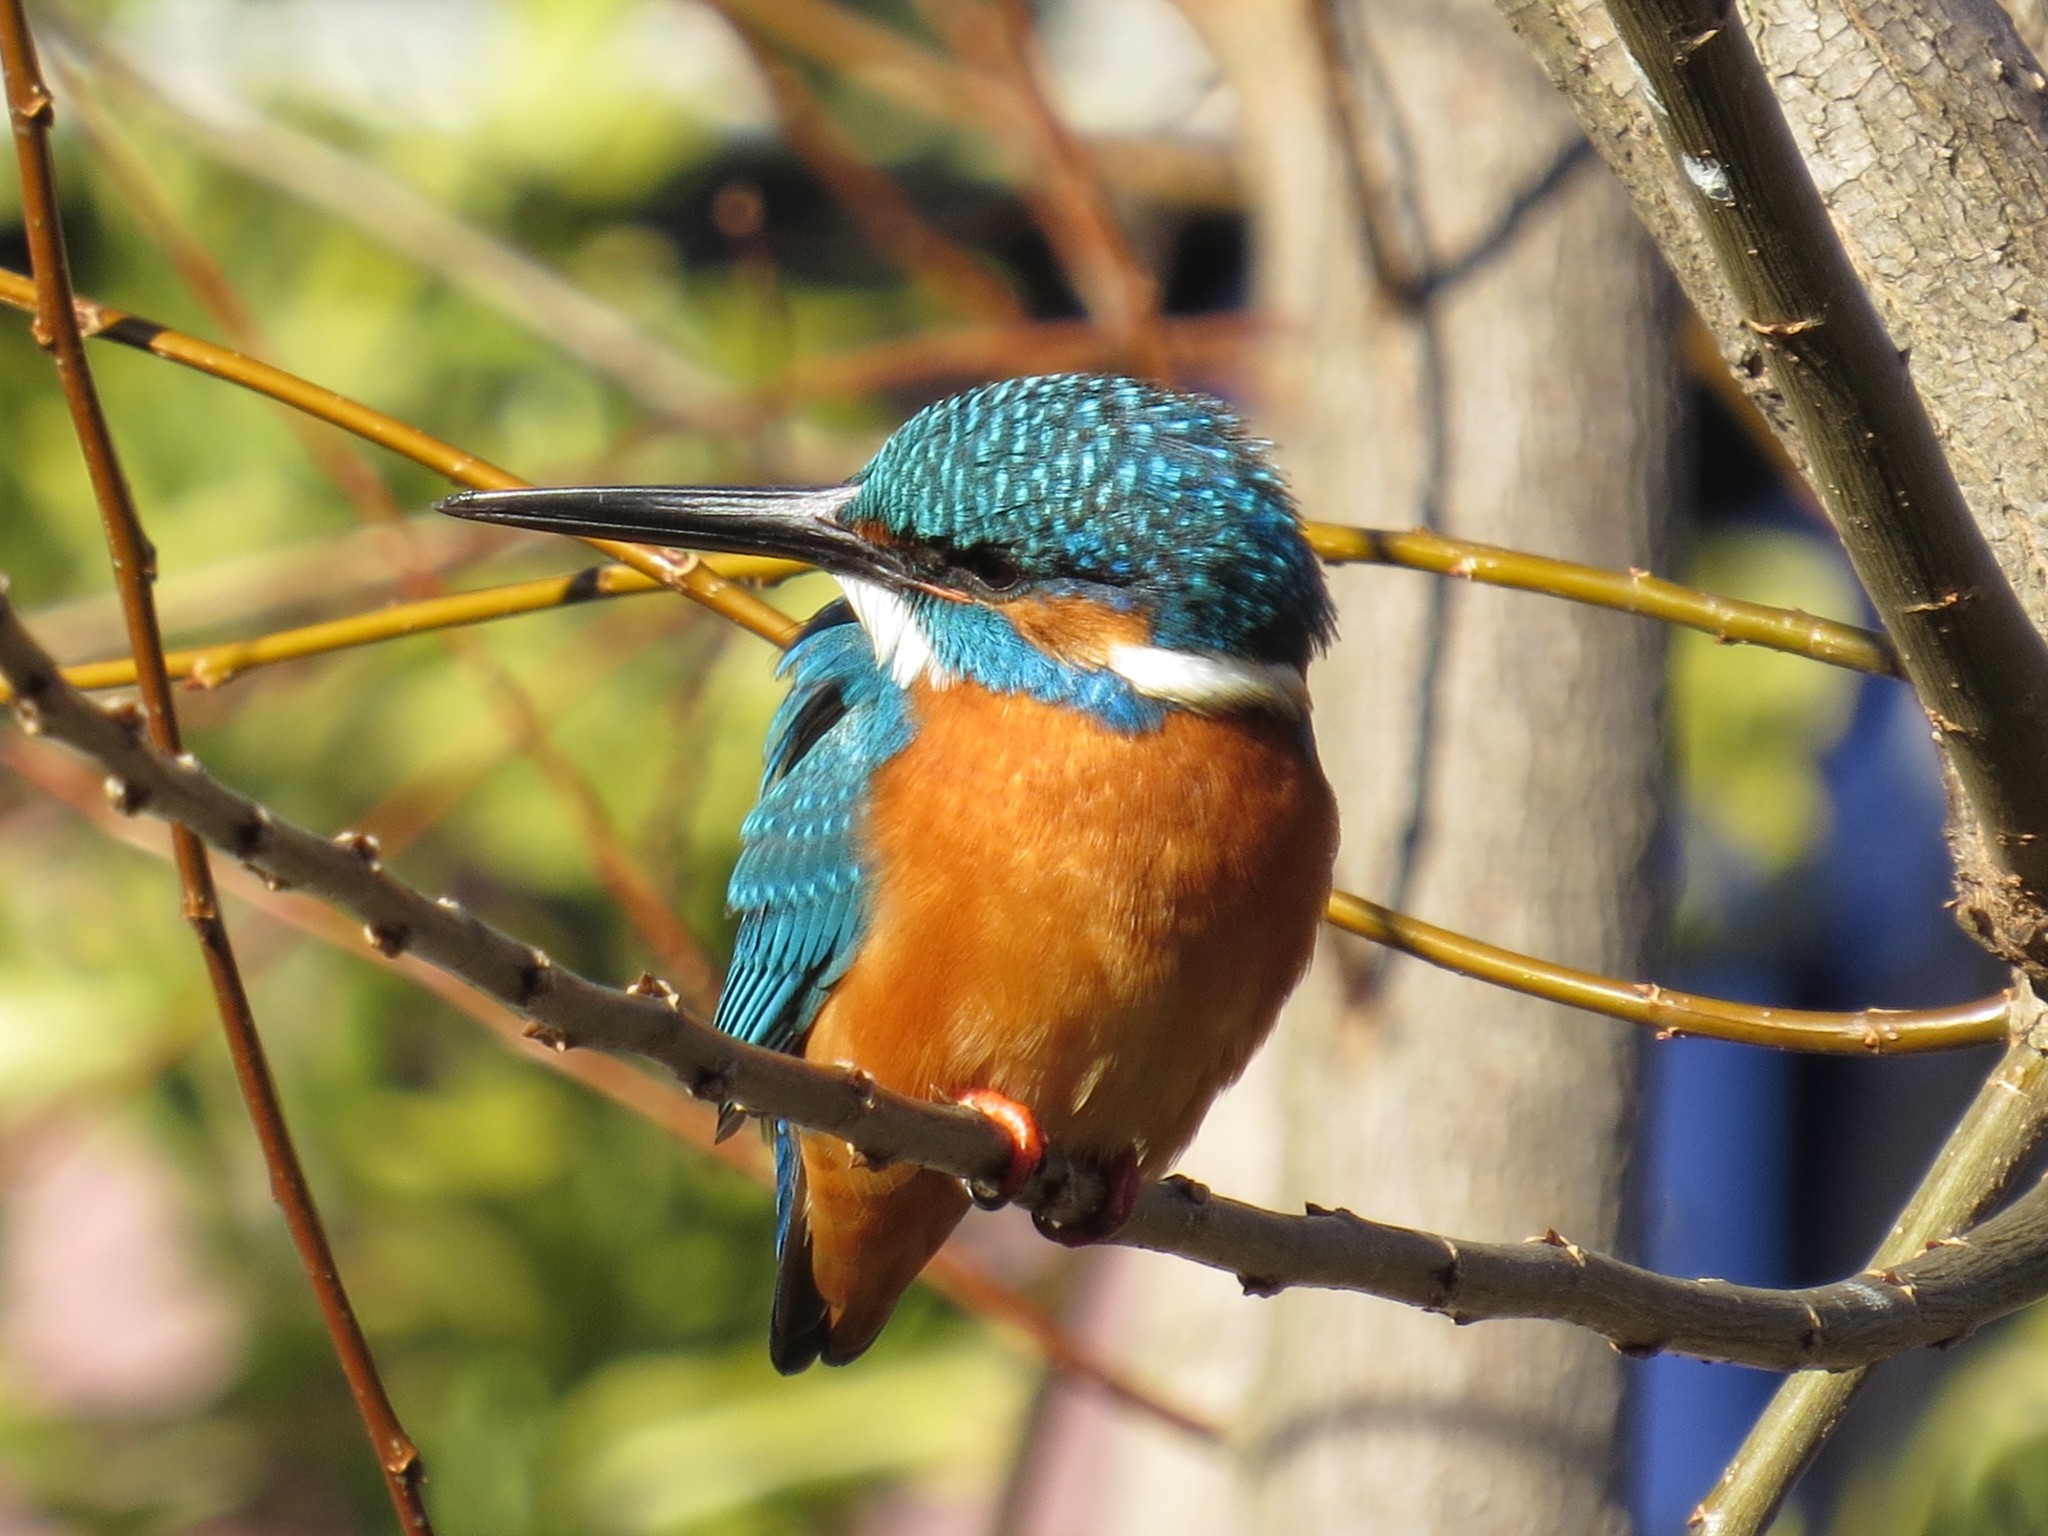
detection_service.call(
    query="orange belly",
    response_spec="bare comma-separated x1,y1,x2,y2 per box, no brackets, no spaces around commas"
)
797,680,1338,1357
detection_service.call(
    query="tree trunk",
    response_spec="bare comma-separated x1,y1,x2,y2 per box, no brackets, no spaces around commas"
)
1025,3,1677,1533
1500,0,2048,634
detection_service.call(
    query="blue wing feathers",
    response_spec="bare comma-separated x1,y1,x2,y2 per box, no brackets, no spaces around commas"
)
714,602,910,1057
711,601,913,1309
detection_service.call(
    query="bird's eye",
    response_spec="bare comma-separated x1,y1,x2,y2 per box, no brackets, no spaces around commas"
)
954,545,1024,594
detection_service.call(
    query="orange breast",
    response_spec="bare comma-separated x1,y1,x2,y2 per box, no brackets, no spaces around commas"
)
795,679,1338,1355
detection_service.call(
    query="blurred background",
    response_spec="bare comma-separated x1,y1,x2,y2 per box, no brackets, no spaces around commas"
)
0,1,2035,1532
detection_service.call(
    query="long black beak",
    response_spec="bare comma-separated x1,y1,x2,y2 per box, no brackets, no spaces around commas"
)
437,483,913,587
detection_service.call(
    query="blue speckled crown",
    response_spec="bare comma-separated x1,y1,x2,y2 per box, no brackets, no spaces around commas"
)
846,375,1335,667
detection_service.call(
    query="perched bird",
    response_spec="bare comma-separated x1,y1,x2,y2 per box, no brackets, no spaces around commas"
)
441,374,1339,1372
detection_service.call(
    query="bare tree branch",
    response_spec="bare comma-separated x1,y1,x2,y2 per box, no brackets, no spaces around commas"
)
1692,1021,2048,1534
1601,0,2048,940
0,728,1227,1447
11,587,2048,1372
0,6,433,1527
1328,893,2012,1055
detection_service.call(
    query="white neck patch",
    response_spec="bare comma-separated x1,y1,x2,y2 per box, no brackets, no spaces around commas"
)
838,577,1305,717
838,578,953,689
1105,642,1309,718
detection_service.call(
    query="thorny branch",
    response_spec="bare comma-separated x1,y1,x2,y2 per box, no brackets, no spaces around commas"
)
0,5,433,1530
0,730,1223,1446
9,594,2048,1372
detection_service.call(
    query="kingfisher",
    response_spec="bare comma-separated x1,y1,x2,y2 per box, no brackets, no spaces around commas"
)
440,374,1339,1372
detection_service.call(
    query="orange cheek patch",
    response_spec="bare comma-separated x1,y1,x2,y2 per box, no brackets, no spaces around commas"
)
1002,596,1150,667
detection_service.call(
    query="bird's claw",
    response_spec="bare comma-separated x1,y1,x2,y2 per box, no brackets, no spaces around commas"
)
956,1088,1045,1208
1033,1147,1141,1247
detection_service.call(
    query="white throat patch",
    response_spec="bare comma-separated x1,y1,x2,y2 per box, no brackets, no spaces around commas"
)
838,578,953,689
1105,642,1309,718
838,577,1306,717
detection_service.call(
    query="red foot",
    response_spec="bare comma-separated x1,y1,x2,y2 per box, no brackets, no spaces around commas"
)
956,1088,1045,1207
1034,1147,1141,1247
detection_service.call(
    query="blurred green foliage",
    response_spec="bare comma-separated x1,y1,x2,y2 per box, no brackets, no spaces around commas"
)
0,1,1033,1530
1828,1309,2048,1536
1670,522,1863,947
1,1,2011,1531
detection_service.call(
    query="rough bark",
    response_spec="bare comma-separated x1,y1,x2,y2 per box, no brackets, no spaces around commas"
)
1503,0,2048,626
1498,0,2048,941
1060,2,1674,1532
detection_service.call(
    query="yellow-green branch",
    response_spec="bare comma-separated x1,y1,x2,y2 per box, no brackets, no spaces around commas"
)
0,268,798,648
0,264,1970,1060
0,557,804,705
0,266,1898,679
1310,525,1897,676
1326,891,2010,1054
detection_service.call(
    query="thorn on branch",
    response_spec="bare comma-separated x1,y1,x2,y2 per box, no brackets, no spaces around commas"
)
1903,589,1977,614
333,829,382,870
101,773,147,815
843,1065,880,1109
515,950,553,1004
713,1103,748,1143
363,921,409,957
627,972,679,1005
1799,1302,1825,1364
232,807,275,858
522,1021,569,1052
689,1064,736,1105
1743,315,1822,338
1531,1227,1589,1266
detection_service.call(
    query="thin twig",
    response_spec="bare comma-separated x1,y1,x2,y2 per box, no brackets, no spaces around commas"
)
23,512,512,662
776,313,1251,400
1309,0,1428,303
1689,1012,2048,1534
0,264,1907,683
1327,892,2011,1054
710,0,996,125
70,117,727,1004
8,517,1897,707
14,602,2048,1371
1308,524,1898,675
0,9,433,1530
730,22,1024,323
941,0,1169,376
1605,0,2048,952
0,565,668,703
0,267,797,646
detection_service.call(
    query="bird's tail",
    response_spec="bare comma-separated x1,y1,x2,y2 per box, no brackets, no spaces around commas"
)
768,1125,970,1371
769,1127,833,1375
